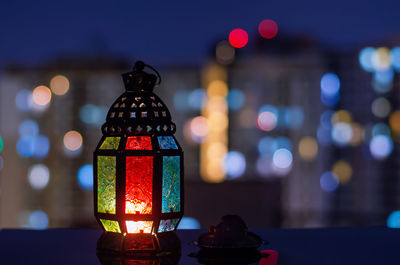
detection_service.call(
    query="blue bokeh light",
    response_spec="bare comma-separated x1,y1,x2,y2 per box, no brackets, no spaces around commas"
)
369,134,393,160
284,106,304,129
28,210,49,230
227,89,245,110
320,172,339,192
320,92,340,107
387,211,400,228
78,164,94,190
320,110,334,130
19,119,39,137
15,89,33,112
222,151,246,179
178,217,200,229
80,104,107,126
317,125,332,146
390,47,400,71
359,47,376,72
188,89,207,110
371,123,391,137
33,135,50,159
258,136,276,156
16,136,35,157
173,90,189,111
320,73,340,97
373,68,394,84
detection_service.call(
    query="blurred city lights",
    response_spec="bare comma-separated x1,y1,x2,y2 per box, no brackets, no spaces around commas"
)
50,75,70,96
373,68,394,84
284,106,304,129
332,122,353,146
257,111,277,131
320,172,339,192
229,28,248,48
320,110,334,129
320,73,340,97
189,116,209,143
188,89,207,110
258,19,278,39
78,164,93,190
63,130,83,151
0,136,3,153
387,211,400,228
276,136,292,151
33,135,50,159
371,97,391,118
371,47,391,71
298,137,318,161
222,151,246,179
173,90,189,111
28,164,50,190
390,47,400,71
207,80,228,98
389,111,400,133
359,47,376,72
317,125,332,146
371,123,391,137
80,104,108,126
258,136,276,156
272,148,293,170
227,89,245,110
178,217,200,229
28,210,49,230
16,136,35,157
369,134,393,160
332,160,352,184
32,85,52,106
350,123,364,146
15,89,33,112
331,110,352,125
18,119,39,137
372,79,393,94
320,92,340,107
216,41,235,64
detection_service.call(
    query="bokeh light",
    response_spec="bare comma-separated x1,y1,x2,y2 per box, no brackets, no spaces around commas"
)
207,80,228,98
32,85,52,106
389,111,400,133
320,92,339,107
229,28,248,48
371,47,391,71
350,123,364,146
173,90,189,111
188,89,207,110
227,89,245,110
373,68,394,85
320,172,339,192
317,125,332,146
216,41,235,64
390,47,400,71
222,151,246,179
189,116,209,143
320,73,340,97
257,111,277,131
50,75,70,96
331,110,352,125
258,19,278,39
28,210,49,230
387,211,400,228
298,137,318,161
332,160,352,184
369,134,393,160
332,122,353,146
256,156,273,177
320,110,334,129
63,130,83,151
16,136,35,157
78,164,93,190
371,97,391,118
80,104,108,126
33,135,50,159
0,136,4,153
178,217,200,229
371,123,391,137
258,136,276,156
18,119,39,137
359,47,376,72
28,164,50,189
272,148,293,170
15,89,34,112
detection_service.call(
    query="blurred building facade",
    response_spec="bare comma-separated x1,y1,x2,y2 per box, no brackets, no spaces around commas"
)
1,33,400,229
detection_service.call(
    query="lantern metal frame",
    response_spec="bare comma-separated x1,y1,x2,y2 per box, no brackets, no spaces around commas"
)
94,61,184,254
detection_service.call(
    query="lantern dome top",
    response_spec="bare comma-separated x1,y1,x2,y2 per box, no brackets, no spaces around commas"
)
101,61,176,136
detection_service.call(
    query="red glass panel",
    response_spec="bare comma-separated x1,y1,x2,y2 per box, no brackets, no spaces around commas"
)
126,156,153,214
126,136,152,150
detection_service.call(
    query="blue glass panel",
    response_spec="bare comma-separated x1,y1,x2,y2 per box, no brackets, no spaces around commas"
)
158,136,178,149
162,156,181,213
158,219,179,232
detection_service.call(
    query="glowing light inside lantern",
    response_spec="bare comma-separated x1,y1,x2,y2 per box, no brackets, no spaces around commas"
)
126,221,153,234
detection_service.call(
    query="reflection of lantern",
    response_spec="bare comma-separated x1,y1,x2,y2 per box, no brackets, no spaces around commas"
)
94,61,183,254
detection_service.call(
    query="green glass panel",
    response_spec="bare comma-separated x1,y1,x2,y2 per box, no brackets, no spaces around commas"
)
162,156,180,213
100,219,121,233
157,136,178,149
158,219,179,233
98,156,116,214
100,137,120,150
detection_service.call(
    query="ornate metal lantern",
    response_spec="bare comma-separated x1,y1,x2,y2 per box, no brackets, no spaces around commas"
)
94,61,184,254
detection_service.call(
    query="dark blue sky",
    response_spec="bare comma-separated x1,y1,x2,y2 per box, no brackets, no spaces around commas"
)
1,0,399,67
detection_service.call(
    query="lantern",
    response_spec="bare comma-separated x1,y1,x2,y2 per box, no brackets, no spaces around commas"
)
94,61,184,254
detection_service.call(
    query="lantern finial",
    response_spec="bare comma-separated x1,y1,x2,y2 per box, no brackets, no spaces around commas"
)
122,61,161,92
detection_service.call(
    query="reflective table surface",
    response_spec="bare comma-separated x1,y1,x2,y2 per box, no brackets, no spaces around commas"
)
1,227,399,264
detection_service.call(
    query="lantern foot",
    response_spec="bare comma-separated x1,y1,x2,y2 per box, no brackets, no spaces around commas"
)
97,231,181,256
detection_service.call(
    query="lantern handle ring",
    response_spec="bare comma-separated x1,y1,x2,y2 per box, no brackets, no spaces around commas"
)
134,61,162,86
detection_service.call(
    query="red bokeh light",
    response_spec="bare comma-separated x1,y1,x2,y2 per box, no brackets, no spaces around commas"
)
229,28,248,48
258,19,278,39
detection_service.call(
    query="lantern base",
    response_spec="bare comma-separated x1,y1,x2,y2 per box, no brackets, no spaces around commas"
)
97,231,181,256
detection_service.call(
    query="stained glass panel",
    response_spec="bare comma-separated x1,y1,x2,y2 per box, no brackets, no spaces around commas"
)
100,219,121,233
126,136,152,150
97,156,116,214
162,156,181,213
100,137,120,150
126,221,153,234
158,219,179,233
157,136,178,149
126,156,153,214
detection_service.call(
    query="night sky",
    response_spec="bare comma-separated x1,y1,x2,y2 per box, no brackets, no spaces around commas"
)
1,0,399,67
